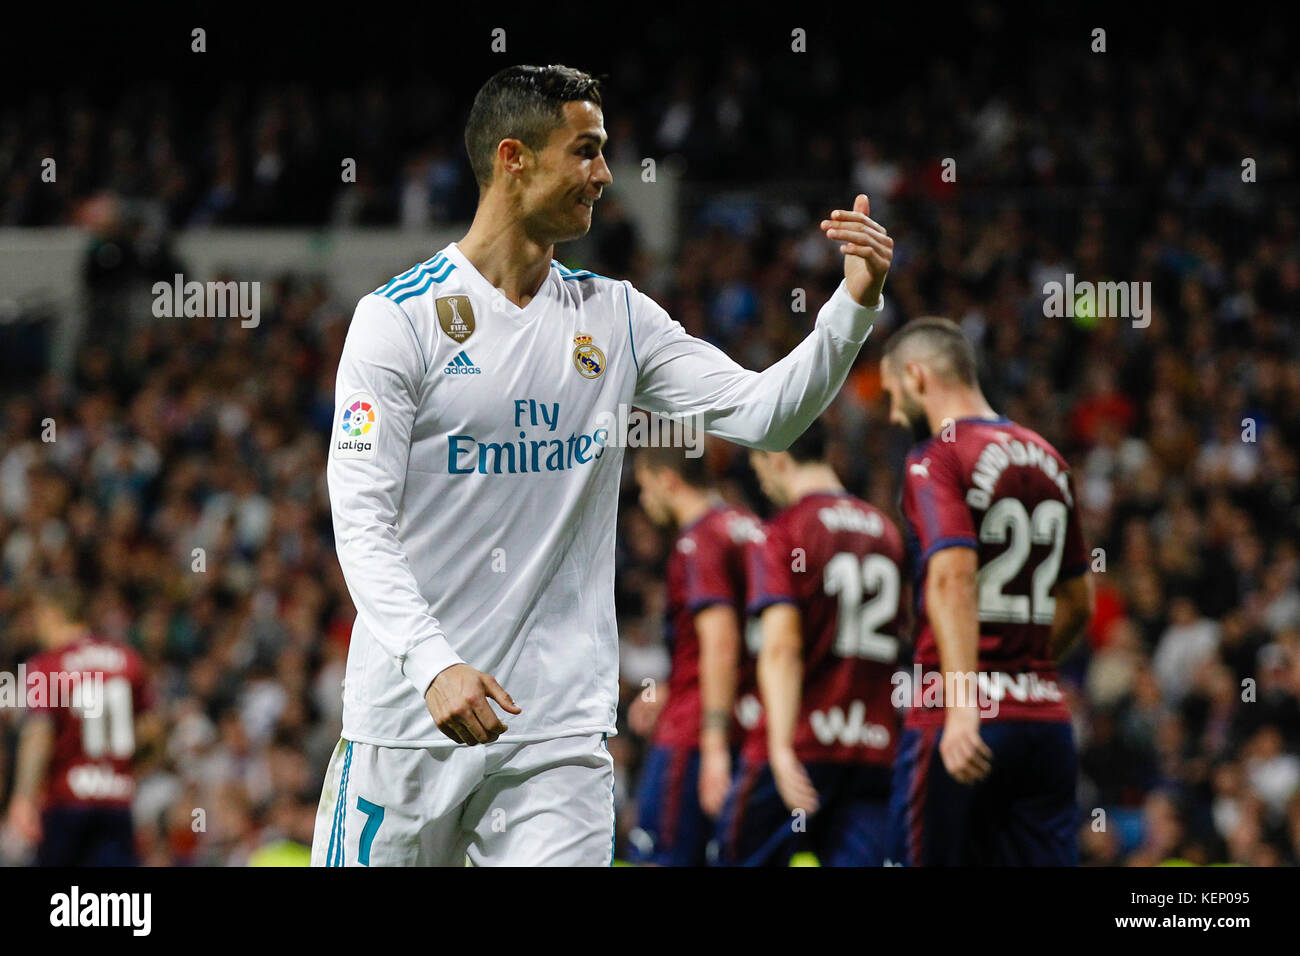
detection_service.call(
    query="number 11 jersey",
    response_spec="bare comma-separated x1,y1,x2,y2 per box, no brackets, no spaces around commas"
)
24,636,151,809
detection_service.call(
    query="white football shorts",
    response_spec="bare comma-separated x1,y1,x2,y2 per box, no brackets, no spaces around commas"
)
310,732,616,866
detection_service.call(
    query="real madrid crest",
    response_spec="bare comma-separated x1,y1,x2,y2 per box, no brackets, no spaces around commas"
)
572,333,605,379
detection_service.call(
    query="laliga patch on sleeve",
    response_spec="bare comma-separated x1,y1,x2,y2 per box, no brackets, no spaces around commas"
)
333,392,380,460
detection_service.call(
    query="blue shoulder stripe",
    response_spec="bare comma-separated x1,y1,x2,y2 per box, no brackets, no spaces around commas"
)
390,261,457,305
388,257,456,301
375,254,457,301
552,260,609,282
375,253,444,295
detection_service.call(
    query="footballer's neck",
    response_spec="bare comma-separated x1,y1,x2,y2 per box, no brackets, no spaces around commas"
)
458,198,556,308
788,464,844,503
47,623,90,650
928,389,999,434
672,488,717,530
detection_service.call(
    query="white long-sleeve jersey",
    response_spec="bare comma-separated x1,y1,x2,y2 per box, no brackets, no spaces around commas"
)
329,241,882,747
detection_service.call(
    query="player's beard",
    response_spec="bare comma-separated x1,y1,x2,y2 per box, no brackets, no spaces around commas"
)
902,396,931,443
555,189,594,240
640,489,671,526
756,478,785,508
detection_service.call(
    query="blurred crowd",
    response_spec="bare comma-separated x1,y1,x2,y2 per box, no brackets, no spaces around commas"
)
4,14,1290,233
1,21,1298,865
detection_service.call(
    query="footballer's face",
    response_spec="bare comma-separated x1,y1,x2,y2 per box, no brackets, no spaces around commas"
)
525,100,611,243
882,356,932,443
29,599,67,647
749,450,790,508
635,463,674,526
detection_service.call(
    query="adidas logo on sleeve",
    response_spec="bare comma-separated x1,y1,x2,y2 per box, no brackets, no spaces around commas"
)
443,351,481,375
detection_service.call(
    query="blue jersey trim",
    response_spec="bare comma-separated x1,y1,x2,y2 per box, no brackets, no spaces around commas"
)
376,254,449,297
685,595,736,615
624,284,639,375
919,536,978,564
375,255,457,307
552,260,611,282
747,595,798,616
337,740,353,866
390,260,457,304
327,741,354,866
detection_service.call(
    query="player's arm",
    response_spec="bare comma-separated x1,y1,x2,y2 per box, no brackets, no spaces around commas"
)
330,294,518,745
1049,572,1095,663
630,195,891,452
927,546,993,785
5,713,54,843
696,604,740,817
758,603,820,813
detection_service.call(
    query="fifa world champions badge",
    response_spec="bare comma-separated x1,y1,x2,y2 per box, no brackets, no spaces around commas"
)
573,333,605,379
436,295,476,343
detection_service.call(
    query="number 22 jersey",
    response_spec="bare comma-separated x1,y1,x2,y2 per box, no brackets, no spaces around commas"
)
900,416,1089,728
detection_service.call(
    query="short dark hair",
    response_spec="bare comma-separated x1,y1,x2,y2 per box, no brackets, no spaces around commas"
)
784,417,828,465
464,64,604,191
882,316,979,386
635,444,710,489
